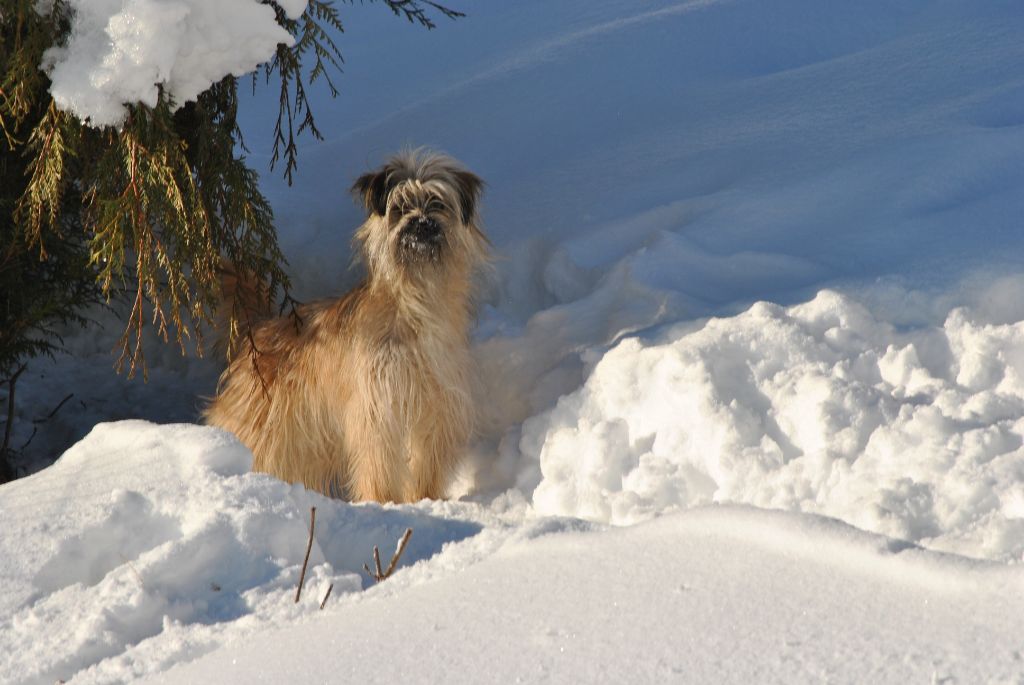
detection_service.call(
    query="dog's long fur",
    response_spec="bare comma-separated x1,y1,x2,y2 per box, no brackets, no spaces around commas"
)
203,150,489,502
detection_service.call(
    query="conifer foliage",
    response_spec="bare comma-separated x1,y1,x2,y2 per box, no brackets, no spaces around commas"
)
0,0,461,481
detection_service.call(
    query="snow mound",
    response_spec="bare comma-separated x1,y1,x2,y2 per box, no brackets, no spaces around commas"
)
157,506,1024,685
0,421,486,685
524,290,1024,561
43,0,305,127
2,421,1021,684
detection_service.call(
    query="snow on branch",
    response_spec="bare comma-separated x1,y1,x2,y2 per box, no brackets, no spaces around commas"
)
42,0,307,128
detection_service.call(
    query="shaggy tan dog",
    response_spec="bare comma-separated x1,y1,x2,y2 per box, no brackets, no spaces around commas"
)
204,150,489,502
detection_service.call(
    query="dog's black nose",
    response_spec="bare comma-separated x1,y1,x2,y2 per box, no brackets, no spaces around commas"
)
399,217,444,258
409,217,441,240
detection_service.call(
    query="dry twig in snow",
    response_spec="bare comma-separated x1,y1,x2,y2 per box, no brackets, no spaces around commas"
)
363,528,413,583
319,583,333,610
294,506,316,603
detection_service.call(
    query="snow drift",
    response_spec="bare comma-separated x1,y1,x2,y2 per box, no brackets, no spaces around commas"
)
523,290,1024,562
0,421,490,684
2,422,1022,684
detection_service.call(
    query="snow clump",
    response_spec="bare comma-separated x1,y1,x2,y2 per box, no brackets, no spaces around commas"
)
523,290,1024,562
42,0,307,127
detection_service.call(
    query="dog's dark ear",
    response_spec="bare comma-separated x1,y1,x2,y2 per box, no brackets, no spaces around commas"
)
351,167,390,216
452,169,484,225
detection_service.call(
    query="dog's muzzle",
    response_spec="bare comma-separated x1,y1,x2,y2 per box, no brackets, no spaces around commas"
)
399,217,444,259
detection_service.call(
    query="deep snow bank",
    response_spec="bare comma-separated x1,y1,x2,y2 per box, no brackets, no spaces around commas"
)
0,421,499,685
522,290,1024,562
2,422,1022,684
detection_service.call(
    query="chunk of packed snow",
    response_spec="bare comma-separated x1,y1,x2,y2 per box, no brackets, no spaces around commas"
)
524,290,1024,562
43,0,304,127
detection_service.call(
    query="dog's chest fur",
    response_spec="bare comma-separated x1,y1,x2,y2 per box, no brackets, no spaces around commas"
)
353,293,472,412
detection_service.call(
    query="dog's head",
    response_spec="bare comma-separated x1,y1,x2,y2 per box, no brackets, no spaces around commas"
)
351,150,489,285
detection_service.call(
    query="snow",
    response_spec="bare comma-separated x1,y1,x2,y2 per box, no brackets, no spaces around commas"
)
3,424,1022,684
524,290,1024,562
43,0,305,127
0,421,497,684
5,0,1024,682
157,506,1024,685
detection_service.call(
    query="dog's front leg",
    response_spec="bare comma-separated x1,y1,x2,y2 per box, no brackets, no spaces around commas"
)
407,391,471,501
342,398,412,503
408,431,450,501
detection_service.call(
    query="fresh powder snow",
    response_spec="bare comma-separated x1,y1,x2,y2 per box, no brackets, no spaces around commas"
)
3,0,1024,683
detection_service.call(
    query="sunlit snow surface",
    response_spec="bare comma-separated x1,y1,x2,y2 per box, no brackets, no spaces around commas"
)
4,0,1024,682
2,422,1022,684
524,290,1024,561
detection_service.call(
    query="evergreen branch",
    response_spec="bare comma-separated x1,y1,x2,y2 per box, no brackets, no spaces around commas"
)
261,0,463,183
373,0,464,28
16,103,75,256
263,1,341,184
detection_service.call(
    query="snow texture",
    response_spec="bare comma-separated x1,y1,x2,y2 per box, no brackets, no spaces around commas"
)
43,0,304,127
0,422,491,684
158,505,1024,685
2,422,1022,684
525,290,1024,562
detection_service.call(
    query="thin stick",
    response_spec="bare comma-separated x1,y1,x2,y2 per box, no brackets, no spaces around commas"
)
362,528,414,583
383,528,414,579
294,506,316,603
19,391,75,452
17,426,37,452
319,583,334,610
33,393,74,424
363,546,381,579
